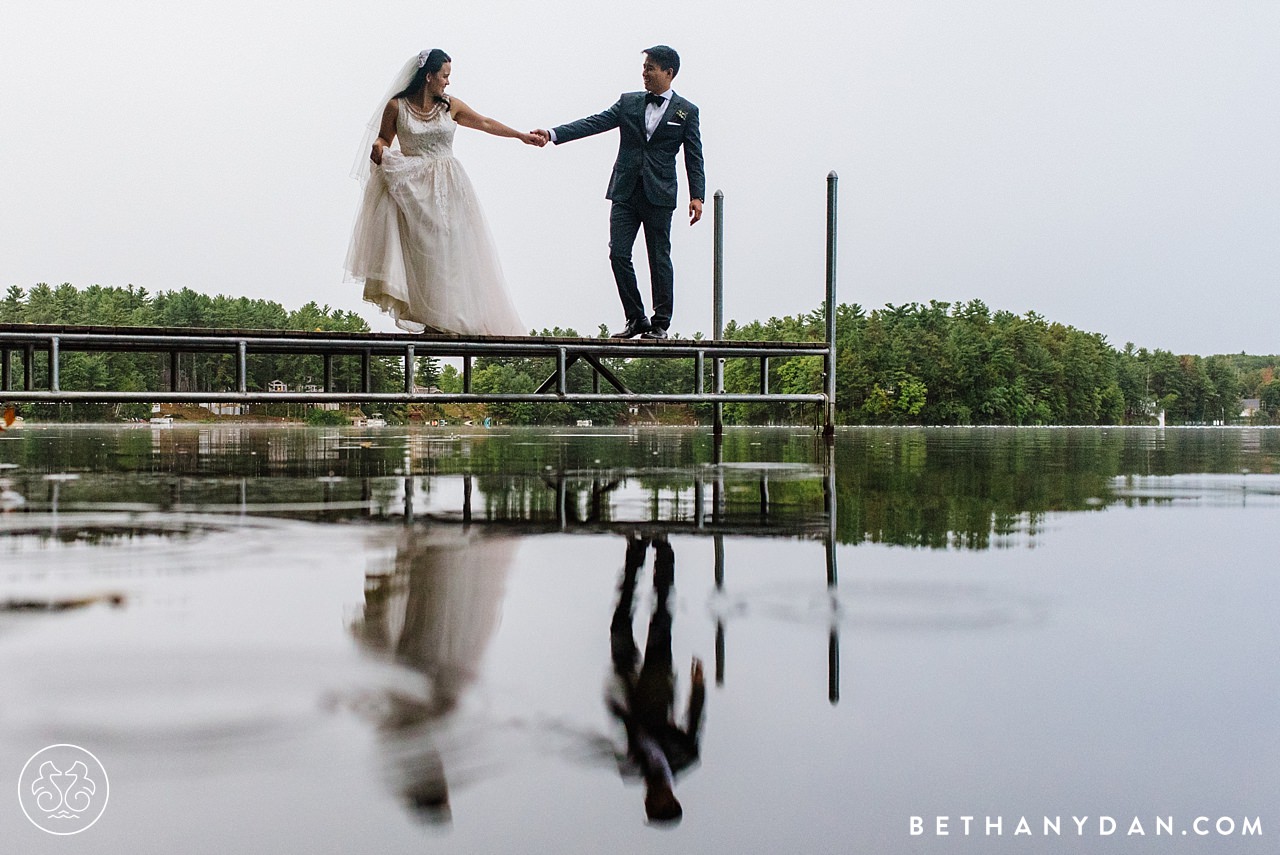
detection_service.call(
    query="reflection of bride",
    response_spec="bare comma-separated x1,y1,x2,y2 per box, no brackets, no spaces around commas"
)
351,528,516,822
345,49,537,336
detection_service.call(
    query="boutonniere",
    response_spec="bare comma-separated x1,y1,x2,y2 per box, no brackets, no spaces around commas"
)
675,109,688,120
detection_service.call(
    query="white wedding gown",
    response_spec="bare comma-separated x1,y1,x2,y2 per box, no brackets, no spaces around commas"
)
345,99,526,336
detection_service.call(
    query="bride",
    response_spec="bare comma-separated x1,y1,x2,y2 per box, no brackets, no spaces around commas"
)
346,49,541,336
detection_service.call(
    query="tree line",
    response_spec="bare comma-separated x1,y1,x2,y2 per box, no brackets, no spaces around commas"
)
3,284,1277,425
720,299,1278,426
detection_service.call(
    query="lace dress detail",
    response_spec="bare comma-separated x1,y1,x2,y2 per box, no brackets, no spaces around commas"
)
345,99,526,336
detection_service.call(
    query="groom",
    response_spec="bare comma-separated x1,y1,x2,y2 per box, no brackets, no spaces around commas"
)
534,46,705,340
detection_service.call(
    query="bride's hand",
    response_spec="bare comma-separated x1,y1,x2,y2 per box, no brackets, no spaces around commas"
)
370,143,385,165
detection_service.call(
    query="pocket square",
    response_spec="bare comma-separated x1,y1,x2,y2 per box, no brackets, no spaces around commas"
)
666,120,682,126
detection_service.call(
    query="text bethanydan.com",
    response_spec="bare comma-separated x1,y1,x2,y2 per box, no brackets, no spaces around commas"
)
910,815,1262,839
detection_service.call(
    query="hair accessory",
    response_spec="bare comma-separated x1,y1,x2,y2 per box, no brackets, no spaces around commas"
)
417,50,430,68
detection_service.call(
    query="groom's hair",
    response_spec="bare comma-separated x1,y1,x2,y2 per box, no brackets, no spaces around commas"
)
643,45,680,78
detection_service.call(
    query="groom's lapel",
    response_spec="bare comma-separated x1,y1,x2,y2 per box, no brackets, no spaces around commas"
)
654,94,681,138
632,92,650,140
659,94,676,126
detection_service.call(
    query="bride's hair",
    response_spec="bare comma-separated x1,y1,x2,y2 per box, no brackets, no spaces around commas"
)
394,49,452,102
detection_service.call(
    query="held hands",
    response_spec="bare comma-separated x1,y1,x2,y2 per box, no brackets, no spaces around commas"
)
520,131,547,147
530,129,551,146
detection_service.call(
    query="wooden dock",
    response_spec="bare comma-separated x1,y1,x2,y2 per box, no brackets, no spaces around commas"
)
0,175,843,432
0,323,833,428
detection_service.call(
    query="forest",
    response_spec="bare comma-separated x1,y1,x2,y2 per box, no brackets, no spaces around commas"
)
3,283,1277,425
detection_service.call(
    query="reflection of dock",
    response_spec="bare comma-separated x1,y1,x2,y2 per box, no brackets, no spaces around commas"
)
395,439,844,705
400,470,831,539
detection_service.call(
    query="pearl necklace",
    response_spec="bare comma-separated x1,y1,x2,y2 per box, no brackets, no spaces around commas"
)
404,98,448,121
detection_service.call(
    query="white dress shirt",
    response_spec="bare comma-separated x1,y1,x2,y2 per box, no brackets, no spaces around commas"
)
643,89,672,140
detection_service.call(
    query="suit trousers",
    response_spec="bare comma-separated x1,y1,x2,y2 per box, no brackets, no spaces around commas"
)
609,191,675,329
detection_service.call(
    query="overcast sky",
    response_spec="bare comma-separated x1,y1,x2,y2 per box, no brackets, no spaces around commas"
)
2,1,1276,355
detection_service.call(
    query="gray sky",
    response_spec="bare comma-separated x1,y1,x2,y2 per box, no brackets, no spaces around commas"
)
2,0,1276,355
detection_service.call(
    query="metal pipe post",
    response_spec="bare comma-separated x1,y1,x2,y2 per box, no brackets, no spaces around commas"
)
824,171,839,436
713,190,724,340
714,354,724,436
237,341,248,393
713,189,724,435
49,337,60,392
404,344,415,395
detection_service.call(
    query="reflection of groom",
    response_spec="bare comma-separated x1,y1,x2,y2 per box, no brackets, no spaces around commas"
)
534,45,705,340
608,535,705,823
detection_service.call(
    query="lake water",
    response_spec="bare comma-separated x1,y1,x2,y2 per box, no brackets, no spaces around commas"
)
1,425,1275,853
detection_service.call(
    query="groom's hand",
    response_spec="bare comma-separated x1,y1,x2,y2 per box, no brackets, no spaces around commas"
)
689,198,703,226
531,129,551,146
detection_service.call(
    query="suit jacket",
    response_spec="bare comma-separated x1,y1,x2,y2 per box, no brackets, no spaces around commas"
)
553,91,705,209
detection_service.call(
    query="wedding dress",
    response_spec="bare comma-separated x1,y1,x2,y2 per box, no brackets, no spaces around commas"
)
345,99,526,336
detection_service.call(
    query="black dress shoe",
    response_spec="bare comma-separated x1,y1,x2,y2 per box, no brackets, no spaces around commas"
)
642,326,669,340
610,318,652,339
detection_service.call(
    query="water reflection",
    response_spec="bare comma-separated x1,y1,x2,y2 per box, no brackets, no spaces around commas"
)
608,536,705,824
1,427,1276,850
6,424,1278,548
352,529,515,823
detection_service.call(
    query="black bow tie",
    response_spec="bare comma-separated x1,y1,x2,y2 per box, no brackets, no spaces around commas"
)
645,93,666,107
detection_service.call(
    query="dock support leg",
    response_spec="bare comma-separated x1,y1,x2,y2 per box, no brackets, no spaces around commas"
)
714,356,724,436
824,171,838,437
713,189,725,436
50,337,60,392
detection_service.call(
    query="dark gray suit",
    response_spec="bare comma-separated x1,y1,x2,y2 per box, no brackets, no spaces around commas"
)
553,91,705,330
